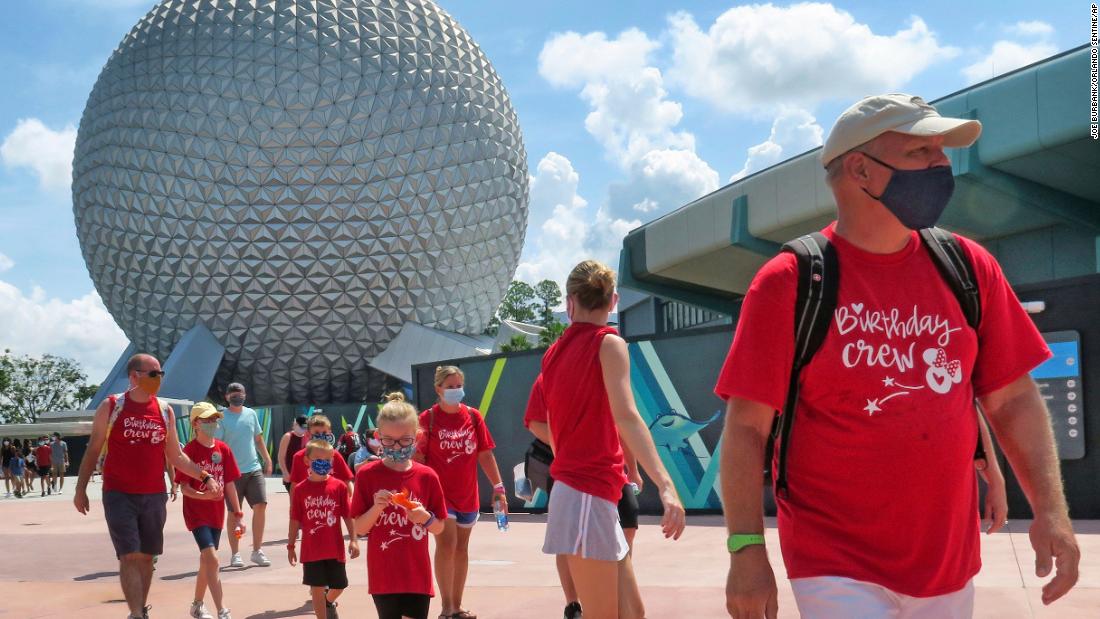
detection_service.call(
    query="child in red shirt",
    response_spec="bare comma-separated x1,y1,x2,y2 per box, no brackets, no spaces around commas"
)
177,403,245,619
352,392,447,619
289,439,360,619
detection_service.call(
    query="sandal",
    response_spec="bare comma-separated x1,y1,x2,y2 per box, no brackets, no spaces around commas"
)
453,612,477,619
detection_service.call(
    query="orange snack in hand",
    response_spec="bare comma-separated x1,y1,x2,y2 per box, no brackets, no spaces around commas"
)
390,488,421,510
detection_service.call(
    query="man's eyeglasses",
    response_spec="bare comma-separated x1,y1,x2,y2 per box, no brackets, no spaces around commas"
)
134,370,166,378
378,436,416,447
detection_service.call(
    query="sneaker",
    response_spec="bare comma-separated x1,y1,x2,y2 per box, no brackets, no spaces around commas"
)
325,600,338,619
189,601,213,619
143,604,152,618
564,601,583,619
250,549,271,567
217,609,232,619
229,553,244,568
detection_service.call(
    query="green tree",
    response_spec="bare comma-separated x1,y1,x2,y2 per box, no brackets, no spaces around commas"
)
534,279,563,327
499,334,534,353
0,352,92,423
486,280,539,335
538,321,567,348
74,384,101,410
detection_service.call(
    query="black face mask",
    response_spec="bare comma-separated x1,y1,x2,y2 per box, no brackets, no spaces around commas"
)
859,151,955,230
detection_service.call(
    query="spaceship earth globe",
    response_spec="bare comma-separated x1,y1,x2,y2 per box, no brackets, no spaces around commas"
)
72,0,528,404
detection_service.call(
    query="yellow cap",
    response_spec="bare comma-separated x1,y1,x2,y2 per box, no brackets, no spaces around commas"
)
189,402,223,423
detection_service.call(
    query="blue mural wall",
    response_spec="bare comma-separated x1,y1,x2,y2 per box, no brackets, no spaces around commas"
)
412,325,733,514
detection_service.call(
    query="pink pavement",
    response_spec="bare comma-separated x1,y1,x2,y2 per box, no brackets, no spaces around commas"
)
0,478,1097,618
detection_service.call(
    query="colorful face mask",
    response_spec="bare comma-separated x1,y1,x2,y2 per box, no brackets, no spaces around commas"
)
442,387,465,405
382,443,416,463
136,374,162,396
312,432,335,445
310,458,333,476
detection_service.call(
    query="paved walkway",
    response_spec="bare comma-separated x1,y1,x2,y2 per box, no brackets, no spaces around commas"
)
0,477,1096,618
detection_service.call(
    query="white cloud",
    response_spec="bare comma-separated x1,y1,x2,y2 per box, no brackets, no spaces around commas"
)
0,252,12,273
609,148,720,214
1007,21,1054,37
538,29,660,88
731,108,824,181
0,279,128,383
0,118,78,192
962,40,1058,84
516,153,641,288
666,5,958,113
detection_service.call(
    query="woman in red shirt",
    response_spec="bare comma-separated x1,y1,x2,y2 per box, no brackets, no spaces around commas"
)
540,260,686,619
414,366,506,619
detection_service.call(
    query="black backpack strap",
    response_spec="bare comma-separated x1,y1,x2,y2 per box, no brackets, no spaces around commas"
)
919,227,981,330
773,232,839,499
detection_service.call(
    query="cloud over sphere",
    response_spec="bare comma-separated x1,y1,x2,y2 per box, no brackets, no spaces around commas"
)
666,4,958,113
0,118,78,191
0,279,128,382
516,152,641,288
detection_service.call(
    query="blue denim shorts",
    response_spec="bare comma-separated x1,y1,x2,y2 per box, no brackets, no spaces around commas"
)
192,526,221,551
446,508,479,528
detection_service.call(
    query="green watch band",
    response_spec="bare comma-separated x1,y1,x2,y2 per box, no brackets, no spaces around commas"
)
727,533,765,553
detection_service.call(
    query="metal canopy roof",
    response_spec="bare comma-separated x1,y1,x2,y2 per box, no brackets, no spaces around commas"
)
620,45,1099,315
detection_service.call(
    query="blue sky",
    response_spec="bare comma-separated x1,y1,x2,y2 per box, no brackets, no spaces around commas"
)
0,0,1084,380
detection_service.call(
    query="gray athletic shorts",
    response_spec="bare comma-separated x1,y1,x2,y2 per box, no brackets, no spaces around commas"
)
103,491,168,557
542,482,629,562
227,469,267,509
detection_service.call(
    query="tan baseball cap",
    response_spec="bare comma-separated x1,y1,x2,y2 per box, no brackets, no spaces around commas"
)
190,402,223,423
821,94,982,167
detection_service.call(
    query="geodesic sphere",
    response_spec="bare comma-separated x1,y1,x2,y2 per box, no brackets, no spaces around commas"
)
72,0,528,404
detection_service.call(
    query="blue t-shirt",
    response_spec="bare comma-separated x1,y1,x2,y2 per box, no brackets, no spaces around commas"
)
216,407,263,474
9,456,24,476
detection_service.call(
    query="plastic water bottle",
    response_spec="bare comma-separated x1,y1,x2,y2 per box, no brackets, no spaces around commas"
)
494,497,509,531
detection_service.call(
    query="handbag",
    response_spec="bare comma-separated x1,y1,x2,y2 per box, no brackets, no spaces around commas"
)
524,439,554,493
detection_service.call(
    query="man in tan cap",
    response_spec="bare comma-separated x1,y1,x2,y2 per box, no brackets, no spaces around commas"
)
715,94,1080,618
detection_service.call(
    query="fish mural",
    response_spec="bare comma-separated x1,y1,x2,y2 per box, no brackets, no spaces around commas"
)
649,409,723,452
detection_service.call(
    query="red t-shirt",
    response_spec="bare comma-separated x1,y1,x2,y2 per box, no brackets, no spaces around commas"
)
523,375,546,428
714,224,1051,597
540,322,627,504
175,439,241,531
350,460,447,596
290,446,354,485
34,445,52,467
103,394,169,494
416,404,495,513
291,476,351,563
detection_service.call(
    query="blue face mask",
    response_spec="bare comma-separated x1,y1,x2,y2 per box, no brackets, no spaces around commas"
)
859,152,955,230
383,443,417,463
199,421,220,435
310,459,333,476
442,387,465,405
312,432,335,445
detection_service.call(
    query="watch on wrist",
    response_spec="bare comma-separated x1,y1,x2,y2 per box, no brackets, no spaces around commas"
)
727,533,765,553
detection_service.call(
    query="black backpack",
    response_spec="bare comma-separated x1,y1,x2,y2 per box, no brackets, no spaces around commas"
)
771,227,983,499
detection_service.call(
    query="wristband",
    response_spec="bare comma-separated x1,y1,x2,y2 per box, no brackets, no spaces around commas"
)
492,483,505,494
424,514,436,529
286,542,296,548
727,533,765,554
233,511,244,518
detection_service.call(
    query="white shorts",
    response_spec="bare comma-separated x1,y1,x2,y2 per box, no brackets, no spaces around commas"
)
791,576,974,619
542,482,628,562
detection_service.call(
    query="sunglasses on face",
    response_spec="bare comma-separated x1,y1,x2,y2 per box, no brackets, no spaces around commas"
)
134,370,166,378
378,436,416,447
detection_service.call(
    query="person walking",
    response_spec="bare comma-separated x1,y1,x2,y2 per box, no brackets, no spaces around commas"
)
73,353,221,619
540,260,686,619
414,365,506,619
2,437,15,497
278,415,309,492
34,436,52,497
8,445,25,498
718,94,1080,619
215,383,273,568
50,432,69,493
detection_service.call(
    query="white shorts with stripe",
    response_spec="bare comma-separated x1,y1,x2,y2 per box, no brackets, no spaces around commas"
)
542,481,629,562
792,576,975,618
